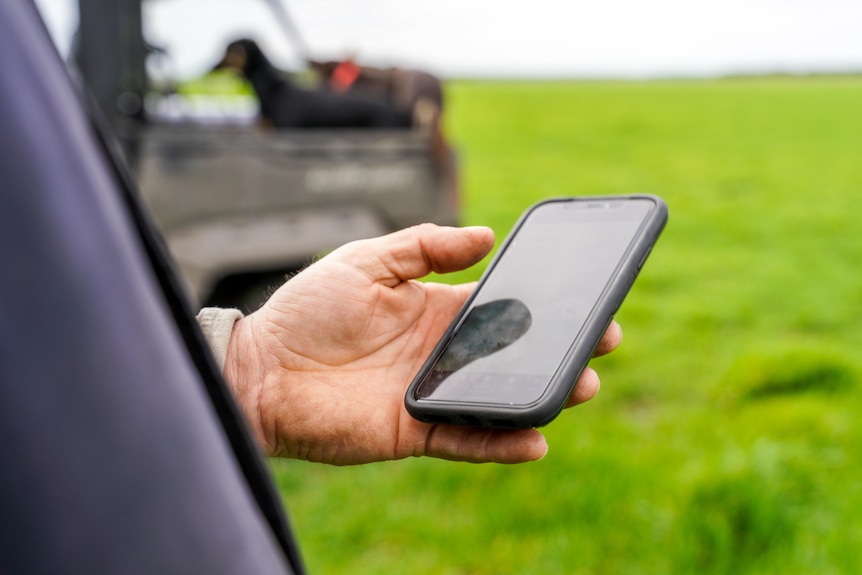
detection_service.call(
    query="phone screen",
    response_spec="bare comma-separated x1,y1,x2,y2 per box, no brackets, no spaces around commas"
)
413,198,655,407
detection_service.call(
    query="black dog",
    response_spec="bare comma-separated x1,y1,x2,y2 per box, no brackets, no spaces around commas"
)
213,39,411,129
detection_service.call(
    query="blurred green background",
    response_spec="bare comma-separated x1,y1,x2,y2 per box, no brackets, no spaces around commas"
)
270,77,862,574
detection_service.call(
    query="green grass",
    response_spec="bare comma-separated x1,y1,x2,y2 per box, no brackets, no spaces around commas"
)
271,77,862,574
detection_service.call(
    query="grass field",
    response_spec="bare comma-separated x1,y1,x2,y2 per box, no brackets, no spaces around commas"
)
270,77,862,574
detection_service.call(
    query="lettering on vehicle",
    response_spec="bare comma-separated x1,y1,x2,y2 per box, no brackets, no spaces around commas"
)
305,164,418,193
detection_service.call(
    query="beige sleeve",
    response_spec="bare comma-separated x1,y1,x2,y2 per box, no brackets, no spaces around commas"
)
195,307,244,373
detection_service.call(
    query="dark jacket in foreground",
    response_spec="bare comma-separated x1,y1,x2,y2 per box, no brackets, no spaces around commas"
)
0,3,303,573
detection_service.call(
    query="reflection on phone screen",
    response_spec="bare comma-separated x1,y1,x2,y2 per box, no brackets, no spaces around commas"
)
418,298,532,397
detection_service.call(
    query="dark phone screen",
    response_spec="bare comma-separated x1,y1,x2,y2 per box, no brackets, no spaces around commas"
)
414,199,655,406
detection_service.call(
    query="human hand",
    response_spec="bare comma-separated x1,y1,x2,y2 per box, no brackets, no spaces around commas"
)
224,224,621,465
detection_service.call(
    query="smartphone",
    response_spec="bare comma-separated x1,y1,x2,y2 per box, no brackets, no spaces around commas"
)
404,195,668,429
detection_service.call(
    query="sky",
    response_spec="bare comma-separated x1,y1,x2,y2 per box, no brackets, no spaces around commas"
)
35,0,862,80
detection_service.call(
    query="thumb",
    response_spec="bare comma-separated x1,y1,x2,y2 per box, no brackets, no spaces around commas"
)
331,224,495,288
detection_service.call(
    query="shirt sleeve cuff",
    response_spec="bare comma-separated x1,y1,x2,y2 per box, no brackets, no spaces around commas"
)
195,307,244,373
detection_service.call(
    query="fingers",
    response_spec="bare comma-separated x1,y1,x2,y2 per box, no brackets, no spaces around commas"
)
594,320,622,357
565,366,601,408
420,364,603,461
423,425,548,464
333,224,495,287
560,322,618,407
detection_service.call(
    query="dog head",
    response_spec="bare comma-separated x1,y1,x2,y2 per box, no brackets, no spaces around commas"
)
212,39,269,75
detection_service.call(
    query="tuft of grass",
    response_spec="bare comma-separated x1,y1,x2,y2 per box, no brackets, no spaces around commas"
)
675,442,813,574
716,344,856,404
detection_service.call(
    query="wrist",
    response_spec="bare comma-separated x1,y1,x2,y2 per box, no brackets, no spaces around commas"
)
223,314,273,454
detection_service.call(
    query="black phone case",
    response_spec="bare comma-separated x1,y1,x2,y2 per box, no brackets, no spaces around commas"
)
404,194,668,429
